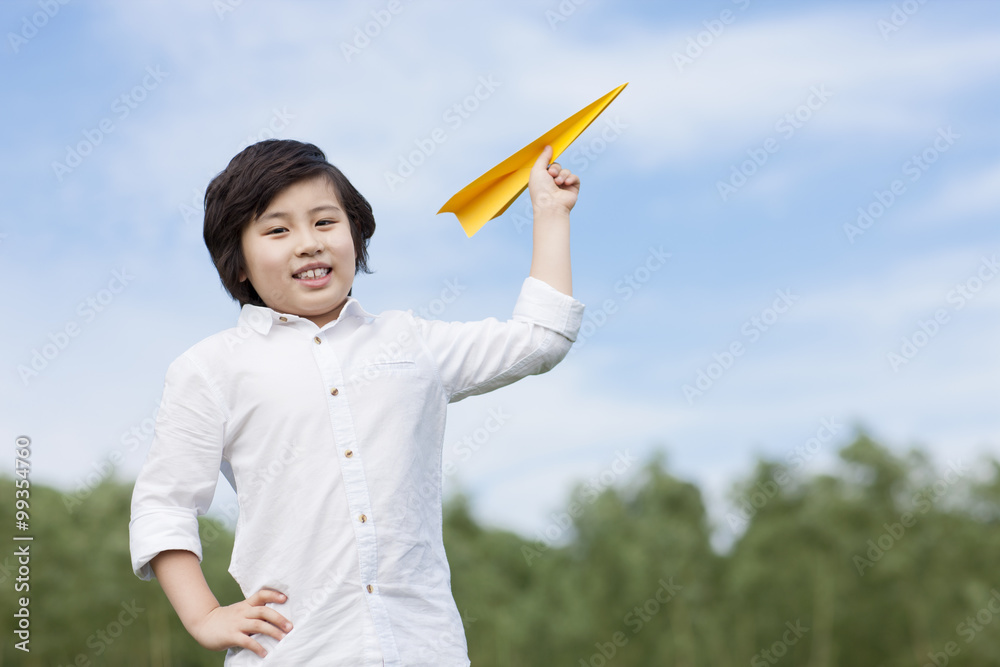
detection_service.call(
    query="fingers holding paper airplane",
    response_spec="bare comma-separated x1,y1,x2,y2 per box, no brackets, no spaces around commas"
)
528,145,580,214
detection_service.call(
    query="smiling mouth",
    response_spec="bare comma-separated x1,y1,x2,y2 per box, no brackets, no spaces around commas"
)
293,267,331,280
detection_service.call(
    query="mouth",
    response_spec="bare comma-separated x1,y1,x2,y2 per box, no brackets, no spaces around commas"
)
293,267,331,280
292,264,332,287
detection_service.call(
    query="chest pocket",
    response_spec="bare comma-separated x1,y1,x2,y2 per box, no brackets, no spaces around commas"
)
345,357,441,416
344,358,422,390
360,359,417,376
361,359,417,376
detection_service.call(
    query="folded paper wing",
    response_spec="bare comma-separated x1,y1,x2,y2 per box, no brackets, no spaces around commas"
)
438,82,628,237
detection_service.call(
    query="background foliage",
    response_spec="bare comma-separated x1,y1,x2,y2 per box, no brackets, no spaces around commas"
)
3,434,997,666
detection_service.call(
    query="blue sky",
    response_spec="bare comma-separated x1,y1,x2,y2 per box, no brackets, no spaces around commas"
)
2,0,998,547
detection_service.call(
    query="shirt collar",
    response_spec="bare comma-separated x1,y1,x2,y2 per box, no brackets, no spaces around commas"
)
238,297,375,335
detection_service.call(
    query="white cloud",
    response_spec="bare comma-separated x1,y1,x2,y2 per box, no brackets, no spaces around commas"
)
34,0,995,258
904,161,1000,228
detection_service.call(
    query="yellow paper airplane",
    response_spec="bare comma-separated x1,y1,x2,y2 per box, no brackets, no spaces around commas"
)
438,82,629,237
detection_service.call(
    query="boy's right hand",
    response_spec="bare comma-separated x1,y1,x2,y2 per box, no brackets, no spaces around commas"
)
189,588,293,659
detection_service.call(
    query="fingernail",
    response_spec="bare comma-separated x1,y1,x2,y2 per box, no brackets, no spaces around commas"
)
286,622,292,630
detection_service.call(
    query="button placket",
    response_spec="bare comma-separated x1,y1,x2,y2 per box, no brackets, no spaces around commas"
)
309,326,400,663
311,334,383,590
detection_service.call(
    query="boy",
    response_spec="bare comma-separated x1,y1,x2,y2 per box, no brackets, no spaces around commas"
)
129,139,585,665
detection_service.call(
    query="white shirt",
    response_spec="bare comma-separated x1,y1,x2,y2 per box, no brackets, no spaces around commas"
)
129,276,584,666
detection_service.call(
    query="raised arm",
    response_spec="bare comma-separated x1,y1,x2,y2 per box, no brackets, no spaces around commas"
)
528,144,580,297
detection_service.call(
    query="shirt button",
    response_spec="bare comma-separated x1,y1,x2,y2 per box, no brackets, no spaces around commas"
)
279,316,288,322
330,387,339,396
366,584,374,593
344,450,353,458
359,514,367,523
314,336,322,344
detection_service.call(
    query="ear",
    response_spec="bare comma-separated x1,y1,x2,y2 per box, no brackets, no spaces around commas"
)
238,268,246,282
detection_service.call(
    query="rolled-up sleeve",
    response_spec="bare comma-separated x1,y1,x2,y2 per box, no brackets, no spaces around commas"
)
411,276,585,403
129,353,228,580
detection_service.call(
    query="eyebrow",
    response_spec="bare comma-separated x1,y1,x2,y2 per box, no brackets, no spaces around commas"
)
256,205,344,224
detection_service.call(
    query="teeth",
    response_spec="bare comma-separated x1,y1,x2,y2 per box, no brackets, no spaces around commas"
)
295,267,330,280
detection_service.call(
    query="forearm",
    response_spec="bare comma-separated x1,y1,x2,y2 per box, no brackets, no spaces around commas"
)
529,207,572,296
150,549,221,634
149,549,291,657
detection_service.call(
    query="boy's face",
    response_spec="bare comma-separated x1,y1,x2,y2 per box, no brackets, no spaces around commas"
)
238,174,357,328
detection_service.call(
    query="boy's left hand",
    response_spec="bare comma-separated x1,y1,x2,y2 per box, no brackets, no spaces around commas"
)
528,145,580,214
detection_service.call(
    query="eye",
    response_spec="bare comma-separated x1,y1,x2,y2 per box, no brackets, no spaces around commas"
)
317,219,337,227
265,227,288,235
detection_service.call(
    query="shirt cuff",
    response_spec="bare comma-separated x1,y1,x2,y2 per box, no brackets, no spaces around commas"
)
512,276,586,343
129,508,204,580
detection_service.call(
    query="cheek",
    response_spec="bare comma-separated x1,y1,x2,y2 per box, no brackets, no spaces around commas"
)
336,230,357,263
249,248,285,277
347,224,358,250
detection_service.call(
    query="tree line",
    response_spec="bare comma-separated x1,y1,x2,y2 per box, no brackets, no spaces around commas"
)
2,432,998,666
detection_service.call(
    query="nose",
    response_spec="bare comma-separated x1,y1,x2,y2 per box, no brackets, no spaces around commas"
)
295,226,324,255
